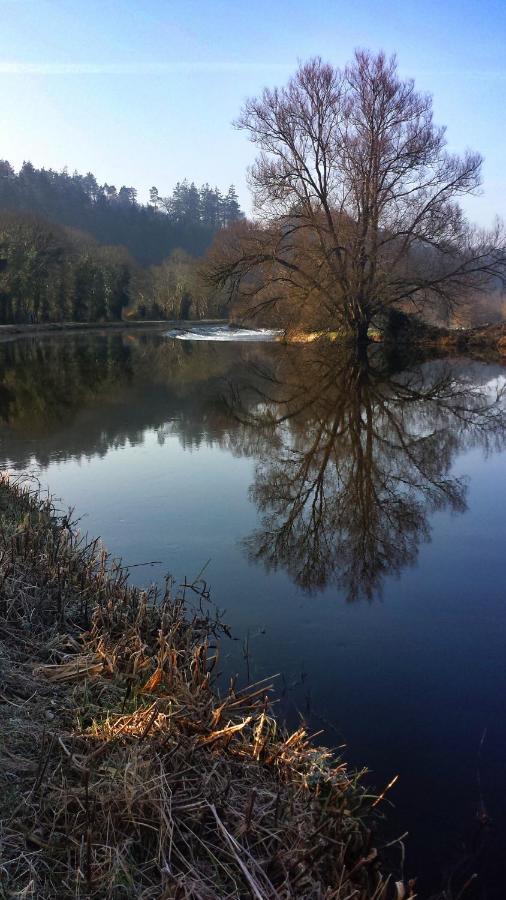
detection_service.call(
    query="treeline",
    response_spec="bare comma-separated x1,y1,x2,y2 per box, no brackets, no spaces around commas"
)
0,160,244,324
0,210,231,324
137,248,226,320
0,212,135,324
0,160,243,265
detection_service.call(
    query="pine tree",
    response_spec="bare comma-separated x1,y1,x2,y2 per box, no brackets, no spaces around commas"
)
200,184,222,228
222,185,242,226
149,186,160,208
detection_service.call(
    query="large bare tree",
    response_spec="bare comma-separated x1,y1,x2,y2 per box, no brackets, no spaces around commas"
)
209,51,505,341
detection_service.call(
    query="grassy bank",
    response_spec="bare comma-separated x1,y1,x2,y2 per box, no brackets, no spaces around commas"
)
282,322,506,361
281,329,383,345
0,475,406,899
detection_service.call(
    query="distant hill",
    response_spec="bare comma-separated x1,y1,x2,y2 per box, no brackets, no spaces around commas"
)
0,161,243,266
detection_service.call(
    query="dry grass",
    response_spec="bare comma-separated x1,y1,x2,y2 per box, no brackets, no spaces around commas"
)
0,474,412,899
434,323,506,360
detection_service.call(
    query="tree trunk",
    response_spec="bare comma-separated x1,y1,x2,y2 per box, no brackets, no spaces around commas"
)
355,320,370,346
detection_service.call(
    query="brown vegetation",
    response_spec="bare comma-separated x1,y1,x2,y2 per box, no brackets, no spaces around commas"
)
207,51,505,341
0,475,408,898
434,323,506,359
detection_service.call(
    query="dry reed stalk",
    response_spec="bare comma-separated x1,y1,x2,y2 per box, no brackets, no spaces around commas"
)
0,473,409,898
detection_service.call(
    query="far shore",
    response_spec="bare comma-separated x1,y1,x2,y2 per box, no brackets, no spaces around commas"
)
1,318,505,363
0,318,228,343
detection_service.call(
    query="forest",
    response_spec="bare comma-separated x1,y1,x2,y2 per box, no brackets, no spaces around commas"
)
0,161,243,324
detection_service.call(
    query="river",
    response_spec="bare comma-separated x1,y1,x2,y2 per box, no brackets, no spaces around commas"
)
1,328,505,897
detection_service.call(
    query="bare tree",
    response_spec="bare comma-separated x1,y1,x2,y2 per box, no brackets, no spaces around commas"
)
209,51,505,341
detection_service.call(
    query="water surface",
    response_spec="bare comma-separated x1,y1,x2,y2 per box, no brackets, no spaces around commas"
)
1,330,505,896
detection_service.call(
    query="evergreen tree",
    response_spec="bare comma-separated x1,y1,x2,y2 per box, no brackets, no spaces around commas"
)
222,185,243,226
200,184,222,228
149,186,160,208
0,160,245,320
0,160,244,263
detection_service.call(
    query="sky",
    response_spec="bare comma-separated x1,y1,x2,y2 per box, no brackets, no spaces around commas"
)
0,0,505,225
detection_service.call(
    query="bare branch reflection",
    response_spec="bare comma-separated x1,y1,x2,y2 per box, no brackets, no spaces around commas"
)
229,345,506,600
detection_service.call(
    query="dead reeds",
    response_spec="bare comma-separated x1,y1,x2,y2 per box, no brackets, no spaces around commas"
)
0,473,409,898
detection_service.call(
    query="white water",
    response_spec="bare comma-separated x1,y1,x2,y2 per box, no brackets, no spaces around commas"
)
165,325,282,342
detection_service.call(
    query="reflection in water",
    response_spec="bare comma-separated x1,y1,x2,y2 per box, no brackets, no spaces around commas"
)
1,333,506,895
228,345,506,601
0,334,505,605
0,333,277,466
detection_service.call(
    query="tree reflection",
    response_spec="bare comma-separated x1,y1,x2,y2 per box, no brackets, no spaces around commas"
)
0,334,276,466
231,345,506,601
1,334,505,603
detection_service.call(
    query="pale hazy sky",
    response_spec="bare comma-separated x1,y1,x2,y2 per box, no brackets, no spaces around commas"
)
0,0,505,224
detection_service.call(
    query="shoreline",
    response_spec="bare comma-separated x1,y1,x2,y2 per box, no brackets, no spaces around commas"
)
0,318,228,343
0,474,400,898
281,323,506,360
1,318,505,363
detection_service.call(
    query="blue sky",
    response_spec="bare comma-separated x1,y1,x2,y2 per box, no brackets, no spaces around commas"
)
0,0,505,224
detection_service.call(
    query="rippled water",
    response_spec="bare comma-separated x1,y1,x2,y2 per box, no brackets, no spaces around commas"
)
1,329,505,897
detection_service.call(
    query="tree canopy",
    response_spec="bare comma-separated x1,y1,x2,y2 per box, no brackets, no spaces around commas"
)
0,163,244,324
0,160,243,266
0,211,133,324
209,51,506,340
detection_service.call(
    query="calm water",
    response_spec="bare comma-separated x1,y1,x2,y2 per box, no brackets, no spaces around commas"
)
1,330,506,896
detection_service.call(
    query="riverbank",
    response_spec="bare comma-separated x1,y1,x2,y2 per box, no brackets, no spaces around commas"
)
281,328,383,344
432,323,506,360
0,474,402,899
281,322,506,361
3,318,505,362
0,318,227,343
